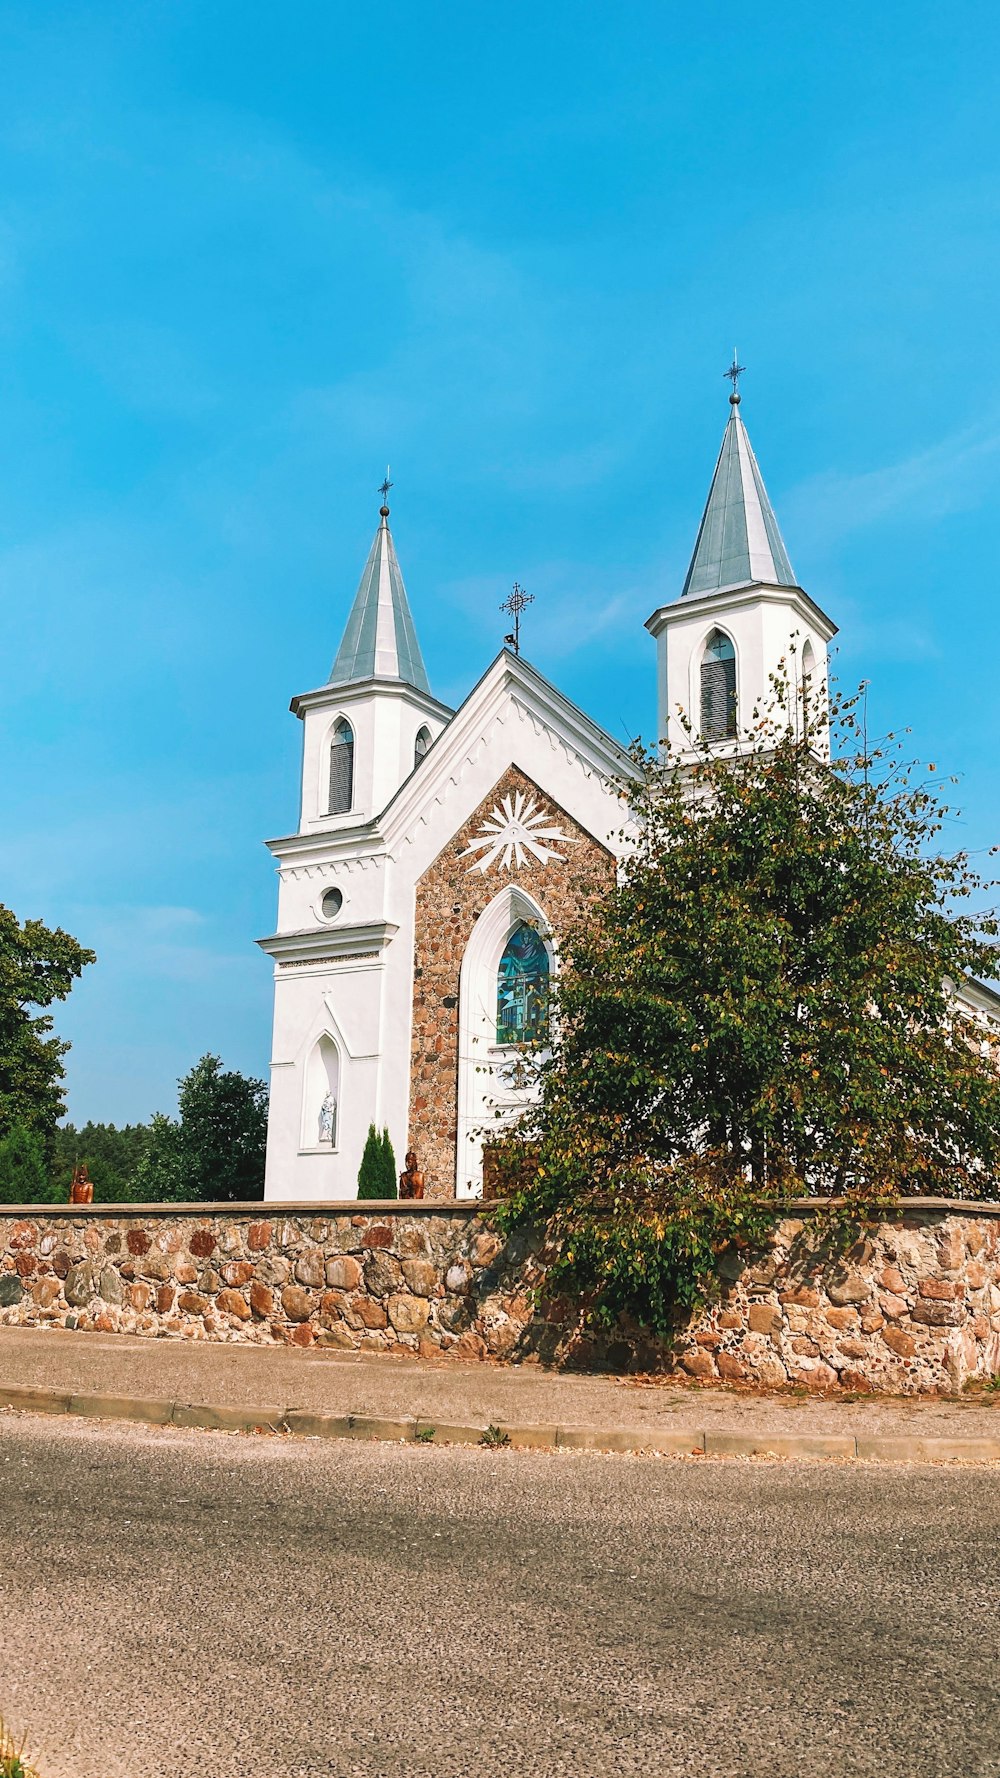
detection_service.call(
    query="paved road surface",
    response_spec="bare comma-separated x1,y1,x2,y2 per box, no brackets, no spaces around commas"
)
2,1412,998,1778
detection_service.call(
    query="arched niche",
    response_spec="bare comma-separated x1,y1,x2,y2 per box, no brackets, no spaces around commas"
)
301,1033,341,1151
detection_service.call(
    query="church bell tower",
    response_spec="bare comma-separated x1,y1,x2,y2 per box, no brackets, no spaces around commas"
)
646,364,836,758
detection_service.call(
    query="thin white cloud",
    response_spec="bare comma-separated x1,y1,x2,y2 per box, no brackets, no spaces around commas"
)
785,419,1000,546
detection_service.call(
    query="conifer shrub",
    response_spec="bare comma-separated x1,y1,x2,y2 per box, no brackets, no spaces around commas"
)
380,1127,398,1198
357,1124,398,1199
357,1124,384,1199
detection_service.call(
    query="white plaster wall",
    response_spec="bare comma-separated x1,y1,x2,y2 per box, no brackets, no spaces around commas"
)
273,853,388,938
264,953,405,1202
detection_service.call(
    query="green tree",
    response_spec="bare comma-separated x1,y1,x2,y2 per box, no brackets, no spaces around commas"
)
496,681,1000,1334
175,1055,268,1202
0,1123,49,1205
379,1127,398,1198
128,1113,186,1203
357,1124,384,1199
0,907,95,1149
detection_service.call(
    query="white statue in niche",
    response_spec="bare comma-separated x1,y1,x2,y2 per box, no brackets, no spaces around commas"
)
319,1091,337,1145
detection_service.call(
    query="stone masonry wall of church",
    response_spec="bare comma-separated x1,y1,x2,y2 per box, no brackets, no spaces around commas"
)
408,764,616,1198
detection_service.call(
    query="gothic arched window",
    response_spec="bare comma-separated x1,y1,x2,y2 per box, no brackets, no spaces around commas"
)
414,725,431,770
328,719,354,814
801,640,816,731
496,922,550,1045
701,629,737,740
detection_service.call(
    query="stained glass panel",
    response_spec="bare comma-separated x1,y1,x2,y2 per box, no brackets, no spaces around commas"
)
496,922,549,1045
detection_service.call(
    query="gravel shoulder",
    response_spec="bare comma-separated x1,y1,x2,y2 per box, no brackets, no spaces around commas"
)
1,1322,998,1439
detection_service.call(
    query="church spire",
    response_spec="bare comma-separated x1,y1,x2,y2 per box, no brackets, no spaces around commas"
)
329,479,431,693
681,366,796,598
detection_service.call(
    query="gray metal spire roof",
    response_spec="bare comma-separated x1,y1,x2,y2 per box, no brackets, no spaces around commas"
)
329,502,431,693
682,399,796,597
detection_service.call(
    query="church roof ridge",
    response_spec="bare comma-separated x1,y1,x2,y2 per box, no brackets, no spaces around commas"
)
329,485,431,694
682,391,796,599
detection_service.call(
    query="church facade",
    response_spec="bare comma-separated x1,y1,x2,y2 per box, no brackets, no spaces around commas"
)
259,391,836,1202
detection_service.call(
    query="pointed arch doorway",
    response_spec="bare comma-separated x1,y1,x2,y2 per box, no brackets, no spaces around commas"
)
455,884,553,1198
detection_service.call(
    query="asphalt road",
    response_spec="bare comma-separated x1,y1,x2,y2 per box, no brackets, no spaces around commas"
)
2,1414,998,1778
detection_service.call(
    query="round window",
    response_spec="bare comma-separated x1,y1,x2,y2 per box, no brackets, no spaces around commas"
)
321,887,344,920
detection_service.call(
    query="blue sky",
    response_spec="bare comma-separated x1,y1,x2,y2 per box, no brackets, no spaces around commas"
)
1,1,998,1124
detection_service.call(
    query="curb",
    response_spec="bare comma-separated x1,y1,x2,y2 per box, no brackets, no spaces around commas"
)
1,1383,999,1463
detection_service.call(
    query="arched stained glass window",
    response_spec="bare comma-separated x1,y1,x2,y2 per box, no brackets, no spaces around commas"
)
700,629,737,740
414,725,431,770
329,719,354,814
496,922,550,1045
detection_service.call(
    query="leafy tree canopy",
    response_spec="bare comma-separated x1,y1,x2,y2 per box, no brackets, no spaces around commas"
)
496,679,1000,1333
0,906,95,1145
174,1054,268,1202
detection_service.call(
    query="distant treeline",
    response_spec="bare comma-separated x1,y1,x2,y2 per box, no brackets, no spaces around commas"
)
0,1056,267,1206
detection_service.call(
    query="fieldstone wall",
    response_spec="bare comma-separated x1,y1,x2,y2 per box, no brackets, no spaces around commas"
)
1,1199,999,1394
409,764,615,1197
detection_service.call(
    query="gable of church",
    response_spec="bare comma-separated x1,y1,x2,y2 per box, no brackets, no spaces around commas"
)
408,763,616,1196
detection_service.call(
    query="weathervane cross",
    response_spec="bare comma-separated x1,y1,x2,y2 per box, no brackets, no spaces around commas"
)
378,468,393,509
724,350,745,399
500,580,534,656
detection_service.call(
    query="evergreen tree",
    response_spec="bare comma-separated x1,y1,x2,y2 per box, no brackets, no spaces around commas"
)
0,1123,49,1205
379,1127,398,1198
357,1124,385,1199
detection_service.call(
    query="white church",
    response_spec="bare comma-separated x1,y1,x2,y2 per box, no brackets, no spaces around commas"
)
258,385,836,1202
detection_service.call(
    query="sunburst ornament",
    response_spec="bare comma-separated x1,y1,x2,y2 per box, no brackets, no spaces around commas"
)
460,790,578,874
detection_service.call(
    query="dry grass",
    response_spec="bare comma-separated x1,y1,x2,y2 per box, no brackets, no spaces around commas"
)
0,1716,39,1778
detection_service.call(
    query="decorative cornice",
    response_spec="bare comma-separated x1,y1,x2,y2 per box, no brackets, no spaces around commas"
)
257,921,398,964
265,827,386,865
290,677,454,723
645,580,837,643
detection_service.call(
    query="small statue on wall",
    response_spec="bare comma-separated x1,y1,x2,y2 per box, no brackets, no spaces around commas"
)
399,1149,425,1200
319,1091,337,1145
69,1163,94,1205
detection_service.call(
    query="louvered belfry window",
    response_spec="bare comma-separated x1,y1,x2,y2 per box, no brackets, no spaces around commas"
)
328,720,354,814
700,629,737,740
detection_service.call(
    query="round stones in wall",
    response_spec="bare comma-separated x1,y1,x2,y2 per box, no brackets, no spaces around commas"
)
460,790,579,874
320,887,344,920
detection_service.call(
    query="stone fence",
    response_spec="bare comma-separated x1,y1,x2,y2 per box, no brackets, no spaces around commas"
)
1,1198,999,1394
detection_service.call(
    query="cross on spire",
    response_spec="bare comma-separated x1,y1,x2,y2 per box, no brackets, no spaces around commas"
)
378,468,393,515
500,581,534,656
724,350,746,404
